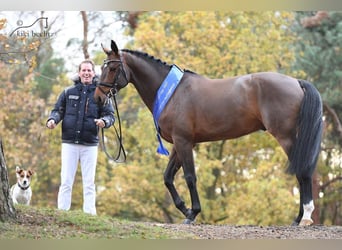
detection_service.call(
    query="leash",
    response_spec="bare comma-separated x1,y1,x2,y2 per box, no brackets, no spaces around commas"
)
100,94,126,163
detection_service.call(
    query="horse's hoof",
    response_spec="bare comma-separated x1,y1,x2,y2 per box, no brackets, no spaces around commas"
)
291,221,299,226
183,218,195,225
299,219,313,226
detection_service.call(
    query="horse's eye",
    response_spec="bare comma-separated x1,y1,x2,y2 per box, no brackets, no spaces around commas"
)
109,65,118,72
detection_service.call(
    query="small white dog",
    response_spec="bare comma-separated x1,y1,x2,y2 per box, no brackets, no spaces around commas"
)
10,166,34,205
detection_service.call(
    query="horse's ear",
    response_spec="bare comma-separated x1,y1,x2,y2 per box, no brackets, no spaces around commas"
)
101,43,111,55
111,40,119,55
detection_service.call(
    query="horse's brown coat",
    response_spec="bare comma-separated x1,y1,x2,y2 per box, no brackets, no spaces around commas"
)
95,40,323,225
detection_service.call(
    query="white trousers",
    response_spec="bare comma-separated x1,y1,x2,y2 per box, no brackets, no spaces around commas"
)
58,143,98,215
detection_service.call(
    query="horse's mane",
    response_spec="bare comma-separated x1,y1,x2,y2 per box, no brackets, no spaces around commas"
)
121,49,196,74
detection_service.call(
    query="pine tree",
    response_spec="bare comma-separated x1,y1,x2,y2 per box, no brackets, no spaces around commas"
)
292,11,342,225
293,11,342,135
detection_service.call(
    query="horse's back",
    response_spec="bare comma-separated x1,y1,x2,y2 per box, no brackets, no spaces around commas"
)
193,71,304,128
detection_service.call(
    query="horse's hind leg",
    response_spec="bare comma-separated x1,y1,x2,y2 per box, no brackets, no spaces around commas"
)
276,136,315,226
294,174,315,226
164,147,192,220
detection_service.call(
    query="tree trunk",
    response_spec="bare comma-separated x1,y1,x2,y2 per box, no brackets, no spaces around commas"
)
81,11,90,59
0,139,16,222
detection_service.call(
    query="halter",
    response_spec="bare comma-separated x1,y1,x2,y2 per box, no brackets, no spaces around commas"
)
97,55,128,99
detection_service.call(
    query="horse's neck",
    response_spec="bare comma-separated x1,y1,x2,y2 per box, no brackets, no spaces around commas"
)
125,54,167,112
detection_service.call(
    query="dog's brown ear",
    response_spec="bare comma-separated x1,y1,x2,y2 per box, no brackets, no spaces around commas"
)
28,169,34,176
16,166,21,173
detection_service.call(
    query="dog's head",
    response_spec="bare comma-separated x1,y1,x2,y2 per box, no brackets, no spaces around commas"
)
16,166,34,188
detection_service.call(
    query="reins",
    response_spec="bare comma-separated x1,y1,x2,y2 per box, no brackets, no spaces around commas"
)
100,93,126,163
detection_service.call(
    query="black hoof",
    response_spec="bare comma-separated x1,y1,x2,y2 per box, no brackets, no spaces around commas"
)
183,218,195,224
291,221,299,226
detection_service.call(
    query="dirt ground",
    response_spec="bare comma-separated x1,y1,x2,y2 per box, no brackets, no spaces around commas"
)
151,222,342,239
11,207,342,239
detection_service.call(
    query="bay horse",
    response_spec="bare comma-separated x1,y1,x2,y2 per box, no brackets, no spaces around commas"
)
95,40,323,226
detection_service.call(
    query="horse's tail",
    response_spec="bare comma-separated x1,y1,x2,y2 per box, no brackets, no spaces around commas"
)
287,79,323,176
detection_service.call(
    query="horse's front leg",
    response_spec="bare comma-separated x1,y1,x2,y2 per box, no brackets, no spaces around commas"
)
175,141,201,224
164,145,201,224
164,148,189,218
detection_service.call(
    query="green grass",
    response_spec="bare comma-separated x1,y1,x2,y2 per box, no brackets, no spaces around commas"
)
0,205,195,239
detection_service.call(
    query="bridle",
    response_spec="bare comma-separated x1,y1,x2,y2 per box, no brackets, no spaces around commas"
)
97,56,129,99
97,55,128,163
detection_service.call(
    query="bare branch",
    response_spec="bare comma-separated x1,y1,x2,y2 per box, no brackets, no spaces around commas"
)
323,102,342,140
320,176,342,191
127,11,144,30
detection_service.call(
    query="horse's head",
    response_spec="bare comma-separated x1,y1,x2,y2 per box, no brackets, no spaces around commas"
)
94,40,129,105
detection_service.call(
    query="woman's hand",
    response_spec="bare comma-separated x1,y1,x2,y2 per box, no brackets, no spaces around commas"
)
46,119,56,129
94,119,105,128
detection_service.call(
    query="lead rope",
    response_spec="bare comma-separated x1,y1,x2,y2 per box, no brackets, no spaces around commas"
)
100,94,126,163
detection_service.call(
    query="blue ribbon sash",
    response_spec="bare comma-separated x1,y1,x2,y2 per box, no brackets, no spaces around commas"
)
152,65,184,155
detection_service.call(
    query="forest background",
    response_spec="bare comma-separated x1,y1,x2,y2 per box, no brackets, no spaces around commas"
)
0,11,341,226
